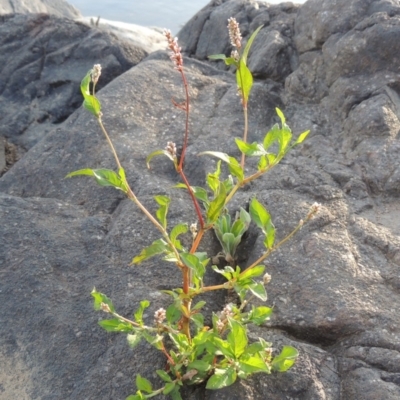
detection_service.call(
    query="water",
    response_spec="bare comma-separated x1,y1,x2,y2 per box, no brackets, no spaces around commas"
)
69,0,306,34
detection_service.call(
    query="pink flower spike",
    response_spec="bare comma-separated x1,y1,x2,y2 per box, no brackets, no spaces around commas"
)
163,29,183,71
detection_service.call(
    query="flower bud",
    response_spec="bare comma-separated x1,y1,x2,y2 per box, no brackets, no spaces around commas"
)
263,273,272,285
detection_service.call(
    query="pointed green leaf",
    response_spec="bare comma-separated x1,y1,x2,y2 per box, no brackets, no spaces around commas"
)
258,154,268,171
132,239,169,264
199,152,243,181
127,333,142,349
248,306,273,325
192,300,206,311
157,370,172,382
154,195,170,229
239,265,265,281
294,130,310,145
166,303,181,324
146,149,177,169
208,54,227,61
91,289,115,312
236,59,253,103
81,70,101,117
227,319,248,358
238,353,270,374
187,360,211,372
133,300,150,325
170,387,183,400
249,198,271,232
248,282,267,301
180,253,206,280
276,107,286,124
242,25,263,65
235,138,265,156
136,374,152,393
207,182,226,224
272,346,299,372
98,319,132,332
163,382,176,395
264,225,275,250
66,168,127,193
169,223,188,250
206,367,237,390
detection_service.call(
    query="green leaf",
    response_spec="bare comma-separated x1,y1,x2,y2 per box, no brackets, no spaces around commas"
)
248,306,273,325
91,288,115,312
66,168,127,193
132,239,169,264
238,353,270,374
276,107,286,124
80,70,101,117
241,25,263,65
235,139,265,157
258,154,268,171
136,374,153,393
134,300,150,325
192,301,206,311
180,253,206,280
199,152,244,182
272,346,299,372
208,54,227,61
170,223,188,250
248,282,267,301
187,360,211,372
227,319,248,358
249,198,271,231
126,394,143,400
239,265,265,281
98,319,132,332
166,303,181,324
236,59,253,103
206,367,237,390
146,149,177,169
154,195,170,229
212,336,235,359
294,130,310,145
156,369,172,382
127,333,142,349
191,313,204,329
170,387,183,400
249,198,275,248
212,265,234,281
163,382,176,395
206,182,227,224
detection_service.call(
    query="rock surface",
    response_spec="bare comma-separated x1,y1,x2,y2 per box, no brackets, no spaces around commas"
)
1,0,400,399
0,13,149,149
0,0,81,19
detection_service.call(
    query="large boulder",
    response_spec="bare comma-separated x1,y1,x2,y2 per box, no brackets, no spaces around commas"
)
1,0,400,399
0,13,149,149
0,0,81,19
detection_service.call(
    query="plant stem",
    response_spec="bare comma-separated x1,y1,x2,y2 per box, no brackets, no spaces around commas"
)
179,170,204,229
178,71,190,171
98,117,122,170
96,119,181,263
240,105,248,168
241,209,316,275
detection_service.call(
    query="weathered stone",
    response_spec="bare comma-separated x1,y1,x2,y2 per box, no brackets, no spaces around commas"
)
1,0,400,399
0,13,148,149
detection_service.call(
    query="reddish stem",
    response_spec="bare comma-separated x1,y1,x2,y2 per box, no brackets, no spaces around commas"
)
178,71,190,171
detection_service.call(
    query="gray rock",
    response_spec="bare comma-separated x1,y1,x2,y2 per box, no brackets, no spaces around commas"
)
178,0,300,81
0,0,81,19
0,13,148,149
1,0,400,399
